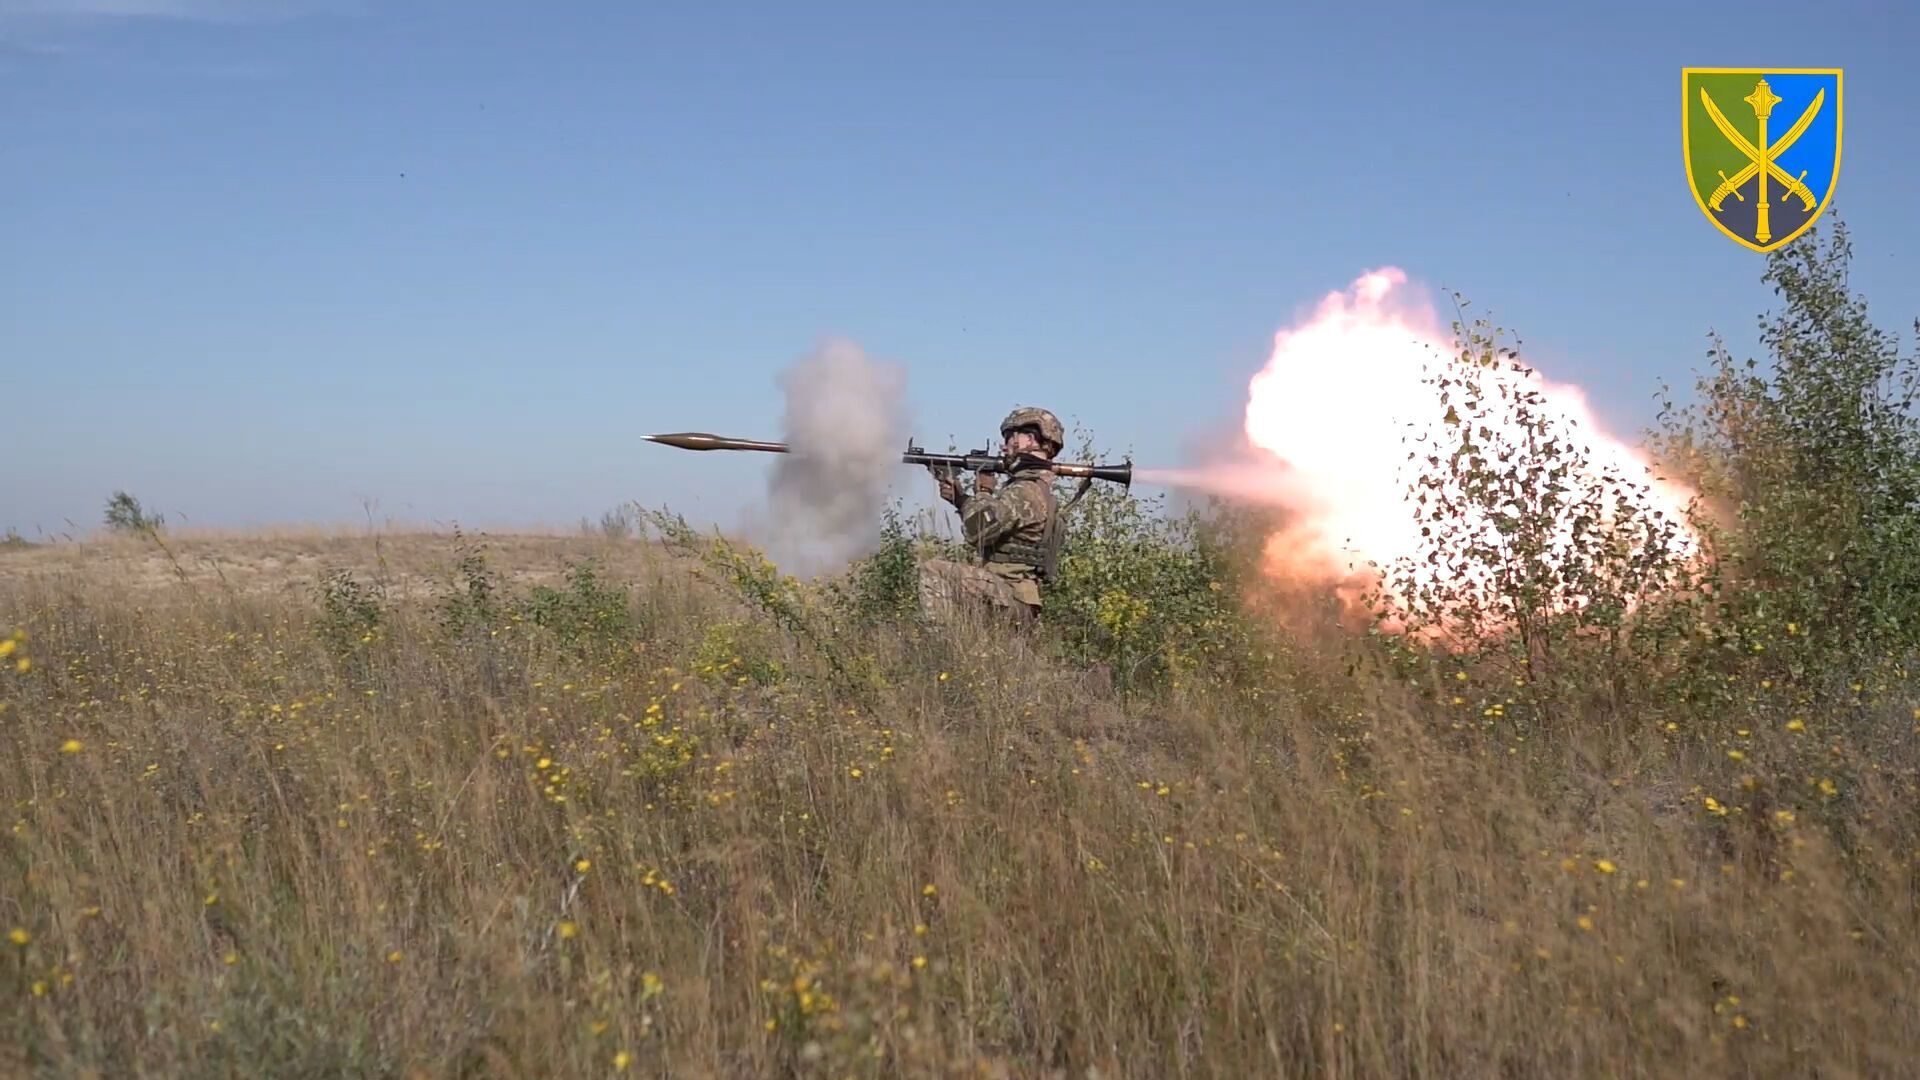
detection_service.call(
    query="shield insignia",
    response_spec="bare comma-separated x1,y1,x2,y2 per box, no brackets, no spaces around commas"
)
1684,68,1842,253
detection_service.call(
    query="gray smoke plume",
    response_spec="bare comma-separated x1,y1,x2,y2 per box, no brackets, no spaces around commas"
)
757,336,911,577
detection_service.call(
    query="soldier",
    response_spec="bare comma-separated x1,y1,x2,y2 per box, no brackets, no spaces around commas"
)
919,406,1067,625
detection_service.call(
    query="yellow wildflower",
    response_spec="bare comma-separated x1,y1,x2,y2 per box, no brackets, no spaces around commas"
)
60,739,83,754
7,928,27,946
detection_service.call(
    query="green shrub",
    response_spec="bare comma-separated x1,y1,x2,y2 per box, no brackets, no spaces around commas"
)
1042,433,1252,693
642,508,868,693
834,504,921,622
518,560,633,651
314,568,387,657
1654,218,1920,700
103,491,163,535
436,527,504,639
689,619,785,687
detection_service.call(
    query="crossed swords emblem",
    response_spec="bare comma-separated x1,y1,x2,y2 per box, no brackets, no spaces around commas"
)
1701,78,1824,244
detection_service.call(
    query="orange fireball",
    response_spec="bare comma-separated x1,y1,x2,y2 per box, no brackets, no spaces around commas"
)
1146,268,1700,620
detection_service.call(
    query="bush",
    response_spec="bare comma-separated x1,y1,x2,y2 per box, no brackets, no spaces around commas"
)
834,504,920,622
518,560,634,651
642,507,867,694
1654,218,1920,696
689,619,785,687
1363,309,1706,734
1042,433,1253,693
103,491,163,535
435,527,505,639
596,504,638,540
314,568,387,657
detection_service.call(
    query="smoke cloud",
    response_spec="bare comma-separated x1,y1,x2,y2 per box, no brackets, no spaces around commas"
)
756,336,911,577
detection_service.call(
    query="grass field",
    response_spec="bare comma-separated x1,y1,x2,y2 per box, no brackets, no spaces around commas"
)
3,519,1917,1079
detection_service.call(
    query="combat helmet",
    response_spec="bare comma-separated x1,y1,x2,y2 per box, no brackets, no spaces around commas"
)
1000,406,1065,456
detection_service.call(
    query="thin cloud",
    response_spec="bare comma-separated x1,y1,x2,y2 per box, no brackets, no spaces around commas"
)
0,0,360,23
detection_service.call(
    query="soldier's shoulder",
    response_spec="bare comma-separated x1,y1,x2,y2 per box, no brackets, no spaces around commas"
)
1005,464,1057,488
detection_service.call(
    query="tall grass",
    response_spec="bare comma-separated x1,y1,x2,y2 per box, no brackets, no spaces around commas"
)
2,516,1916,1078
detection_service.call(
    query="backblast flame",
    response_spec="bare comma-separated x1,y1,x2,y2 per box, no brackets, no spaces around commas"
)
1145,268,1701,623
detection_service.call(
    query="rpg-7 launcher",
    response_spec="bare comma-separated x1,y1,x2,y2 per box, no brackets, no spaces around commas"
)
642,431,1132,490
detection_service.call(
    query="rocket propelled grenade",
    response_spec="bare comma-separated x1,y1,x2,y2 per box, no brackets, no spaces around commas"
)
642,432,789,454
643,431,1132,490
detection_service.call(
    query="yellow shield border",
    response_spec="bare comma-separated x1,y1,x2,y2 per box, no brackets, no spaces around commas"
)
1682,67,1844,254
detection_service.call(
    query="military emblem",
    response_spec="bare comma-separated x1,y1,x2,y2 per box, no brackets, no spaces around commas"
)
1684,68,1842,252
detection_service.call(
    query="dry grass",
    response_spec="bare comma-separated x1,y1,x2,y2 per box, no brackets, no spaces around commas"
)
3,528,1918,1078
0,529,657,601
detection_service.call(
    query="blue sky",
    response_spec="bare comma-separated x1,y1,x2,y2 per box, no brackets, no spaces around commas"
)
3,0,1913,539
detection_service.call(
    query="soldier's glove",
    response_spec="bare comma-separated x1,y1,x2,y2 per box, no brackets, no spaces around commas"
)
928,464,961,507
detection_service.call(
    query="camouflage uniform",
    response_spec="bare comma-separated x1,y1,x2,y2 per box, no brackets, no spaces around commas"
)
920,407,1065,625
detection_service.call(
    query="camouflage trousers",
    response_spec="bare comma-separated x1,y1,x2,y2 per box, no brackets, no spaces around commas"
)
917,559,1040,627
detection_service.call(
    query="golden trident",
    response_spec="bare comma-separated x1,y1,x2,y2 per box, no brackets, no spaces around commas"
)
1702,78,1822,243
